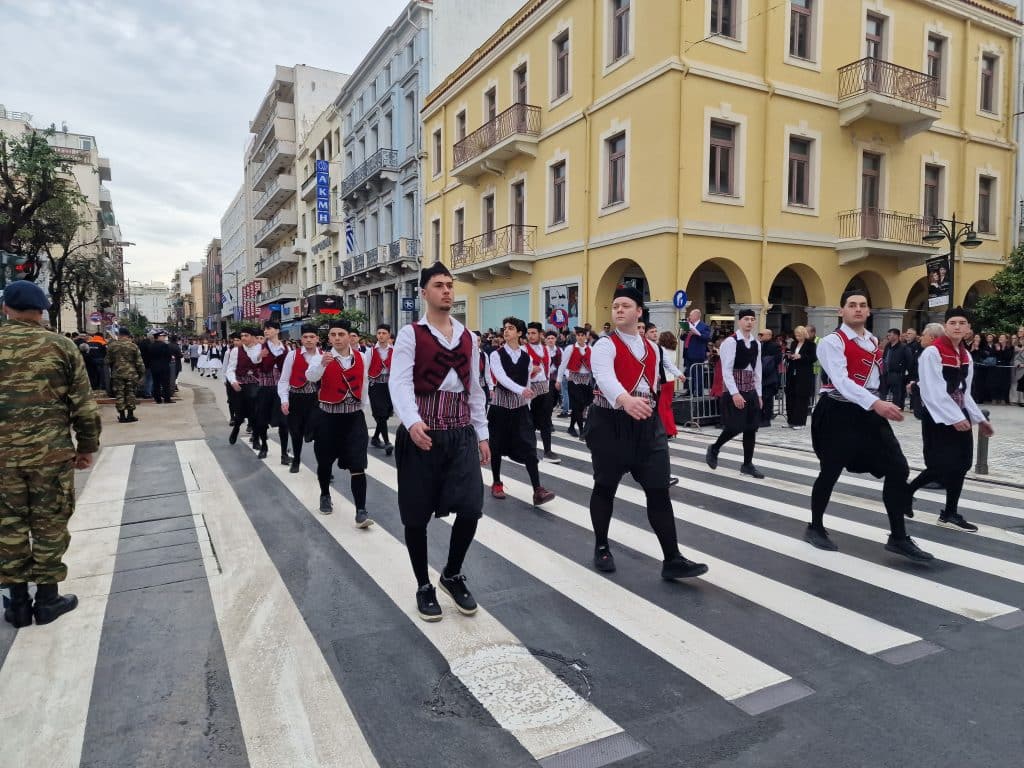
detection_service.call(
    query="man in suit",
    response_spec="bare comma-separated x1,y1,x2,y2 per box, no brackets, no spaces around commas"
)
758,329,783,427
681,309,712,396
882,328,913,410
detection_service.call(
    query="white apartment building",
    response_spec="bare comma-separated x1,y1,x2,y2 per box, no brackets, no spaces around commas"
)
219,184,249,323
128,281,171,325
248,64,348,324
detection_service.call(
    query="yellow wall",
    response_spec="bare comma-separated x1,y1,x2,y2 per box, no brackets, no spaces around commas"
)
423,0,1019,330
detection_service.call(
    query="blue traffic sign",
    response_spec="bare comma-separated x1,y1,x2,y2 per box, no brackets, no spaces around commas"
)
672,290,688,309
401,297,417,312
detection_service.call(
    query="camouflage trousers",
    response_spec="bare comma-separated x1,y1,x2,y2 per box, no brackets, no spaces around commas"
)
0,462,76,584
112,374,140,411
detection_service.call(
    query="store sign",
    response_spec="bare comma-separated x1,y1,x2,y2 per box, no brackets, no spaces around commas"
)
316,159,331,225
310,294,342,315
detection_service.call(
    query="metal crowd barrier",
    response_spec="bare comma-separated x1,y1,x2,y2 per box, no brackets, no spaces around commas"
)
677,362,719,429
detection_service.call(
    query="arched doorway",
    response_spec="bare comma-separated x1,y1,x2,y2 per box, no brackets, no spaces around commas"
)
964,279,996,311
594,258,650,321
766,265,826,333
904,277,929,331
845,270,893,333
683,258,752,337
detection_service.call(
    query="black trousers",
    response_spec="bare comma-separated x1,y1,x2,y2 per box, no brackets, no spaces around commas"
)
286,392,317,462
152,367,172,403
530,387,554,451
567,380,592,431
884,373,907,409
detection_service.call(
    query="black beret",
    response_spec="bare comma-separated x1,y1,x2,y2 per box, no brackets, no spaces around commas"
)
300,324,319,335
945,306,971,323
613,284,644,308
737,308,756,319
2,280,49,311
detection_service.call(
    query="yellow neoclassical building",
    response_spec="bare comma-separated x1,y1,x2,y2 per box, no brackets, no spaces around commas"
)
421,0,1021,334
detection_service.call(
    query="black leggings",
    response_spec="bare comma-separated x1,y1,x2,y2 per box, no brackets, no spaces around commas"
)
404,515,479,587
317,468,367,509
908,469,966,518
491,454,541,489
589,481,679,560
712,429,756,464
811,461,909,538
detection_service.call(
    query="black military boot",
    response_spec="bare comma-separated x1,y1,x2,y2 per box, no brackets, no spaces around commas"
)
116,409,126,423
126,409,139,423
3,583,33,628
33,583,78,625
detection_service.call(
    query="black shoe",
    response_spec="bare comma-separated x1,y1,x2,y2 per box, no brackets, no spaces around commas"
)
662,555,709,580
2,584,32,628
438,572,478,616
229,423,241,444
245,425,253,434
885,535,934,562
289,460,300,474
257,446,268,460
705,445,720,470
804,525,838,551
354,508,374,529
542,450,562,464
416,584,443,622
126,411,138,422
385,444,394,457
116,410,126,423
33,584,78,625
567,426,579,437
593,545,616,573
280,453,291,466
904,507,914,519
319,494,333,514
937,511,978,532
740,463,765,479
557,411,569,418
370,437,384,449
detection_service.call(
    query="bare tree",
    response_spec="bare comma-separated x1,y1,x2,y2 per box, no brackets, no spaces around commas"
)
64,250,120,332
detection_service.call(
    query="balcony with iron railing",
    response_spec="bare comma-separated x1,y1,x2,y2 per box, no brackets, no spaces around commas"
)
837,58,941,136
340,148,400,200
452,104,541,183
253,174,297,220
256,282,300,306
253,208,298,249
300,169,319,201
254,246,300,279
836,208,939,268
449,225,537,281
336,238,422,284
251,140,297,191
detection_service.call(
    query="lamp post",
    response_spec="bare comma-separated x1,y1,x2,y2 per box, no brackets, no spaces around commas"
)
922,215,983,306
223,270,244,331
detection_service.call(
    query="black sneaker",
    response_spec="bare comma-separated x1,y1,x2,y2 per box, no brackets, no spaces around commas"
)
385,444,394,456
229,423,241,444
257,446,268,460
438,573,478,616
885,536,934,562
280,454,291,466
289,460,300,474
937,511,978,532
662,555,709,580
567,426,579,437
370,437,384,449
354,508,374,529
593,545,616,573
804,525,838,551
319,494,333,515
416,584,443,622
740,463,765,479
705,445,720,470
542,451,562,464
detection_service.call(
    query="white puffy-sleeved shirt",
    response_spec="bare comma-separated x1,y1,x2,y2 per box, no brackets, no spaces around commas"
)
817,323,882,412
917,344,986,425
718,331,763,397
277,347,324,405
591,330,658,408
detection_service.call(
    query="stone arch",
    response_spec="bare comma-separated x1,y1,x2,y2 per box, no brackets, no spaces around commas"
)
964,279,996,309
594,258,650,318
681,257,753,313
904,276,930,331
766,264,827,331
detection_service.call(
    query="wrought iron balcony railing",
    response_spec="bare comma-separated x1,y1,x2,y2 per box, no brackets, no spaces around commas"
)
450,224,536,270
837,209,931,245
453,104,541,168
837,57,938,110
340,148,400,198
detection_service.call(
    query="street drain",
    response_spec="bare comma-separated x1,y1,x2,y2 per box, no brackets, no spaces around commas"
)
428,646,593,727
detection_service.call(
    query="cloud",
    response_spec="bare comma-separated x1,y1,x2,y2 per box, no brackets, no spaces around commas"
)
2,0,412,282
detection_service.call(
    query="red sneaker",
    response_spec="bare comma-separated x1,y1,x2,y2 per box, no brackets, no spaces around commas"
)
491,483,506,499
533,487,555,506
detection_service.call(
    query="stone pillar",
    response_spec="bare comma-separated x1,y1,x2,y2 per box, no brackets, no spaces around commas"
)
729,303,765,327
646,300,678,337
804,306,840,337
871,308,907,335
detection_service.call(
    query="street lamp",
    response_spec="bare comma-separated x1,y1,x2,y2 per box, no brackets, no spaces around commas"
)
922,214,983,306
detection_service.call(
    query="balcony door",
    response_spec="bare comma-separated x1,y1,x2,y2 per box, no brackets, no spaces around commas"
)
865,14,885,90
511,181,525,253
861,152,881,239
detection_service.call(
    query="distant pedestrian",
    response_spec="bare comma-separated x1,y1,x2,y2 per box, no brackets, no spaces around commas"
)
0,281,100,627
107,327,145,423
149,331,174,404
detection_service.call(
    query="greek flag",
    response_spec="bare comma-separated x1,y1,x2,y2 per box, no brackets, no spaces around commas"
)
345,218,356,255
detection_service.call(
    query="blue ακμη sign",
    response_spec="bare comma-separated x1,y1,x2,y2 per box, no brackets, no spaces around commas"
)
316,159,330,223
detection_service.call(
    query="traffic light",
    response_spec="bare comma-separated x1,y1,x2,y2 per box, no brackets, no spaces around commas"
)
0,251,28,289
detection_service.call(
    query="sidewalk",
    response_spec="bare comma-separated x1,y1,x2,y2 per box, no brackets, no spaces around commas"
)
683,400,1024,488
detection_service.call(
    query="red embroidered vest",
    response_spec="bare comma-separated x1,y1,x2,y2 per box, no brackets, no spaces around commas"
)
567,345,591,372
235,346,262,383
821,329,883,390
288,350,310,388
368,346,393,379
595,334,657,398
319,351,364,404
526,344,550,378
412,323,473,395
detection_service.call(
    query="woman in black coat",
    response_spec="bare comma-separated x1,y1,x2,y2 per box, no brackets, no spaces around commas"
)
784,326,817,428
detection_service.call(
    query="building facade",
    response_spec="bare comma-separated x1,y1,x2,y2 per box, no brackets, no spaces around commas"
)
249,65,349,325
335,1,432,330
203,238,223,336
422,0,1021,334
219,184,250,327
127,281,171,326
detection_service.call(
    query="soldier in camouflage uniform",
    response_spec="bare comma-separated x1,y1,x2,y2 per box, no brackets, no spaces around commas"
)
107,327,145,422
0,281,101,628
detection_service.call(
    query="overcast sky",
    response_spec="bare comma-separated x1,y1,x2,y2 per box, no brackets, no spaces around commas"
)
2,0,411,284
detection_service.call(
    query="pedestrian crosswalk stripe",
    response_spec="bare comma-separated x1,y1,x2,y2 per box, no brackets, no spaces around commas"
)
543,440,1017,622
0,445,135,768
249,442,629,763
363,454,813,711
669,436,1024,518
177,440,380,768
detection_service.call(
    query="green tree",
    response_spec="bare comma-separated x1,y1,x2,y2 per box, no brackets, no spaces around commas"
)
39,195,99,331
970,243,1024,334
64,250,120,332
0,130,84,279
121,308,151,338
309,308,368,334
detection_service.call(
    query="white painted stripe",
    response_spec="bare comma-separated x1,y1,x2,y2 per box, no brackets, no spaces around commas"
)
543,443,1016,621
670,434,1024,515
250,444,623,761
663,449,1024,552
0,445,134,768
363,455,801,700
177,441,379,768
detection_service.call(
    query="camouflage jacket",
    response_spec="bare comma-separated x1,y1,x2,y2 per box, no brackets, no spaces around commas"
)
0,319,102,466
106,338,145,379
